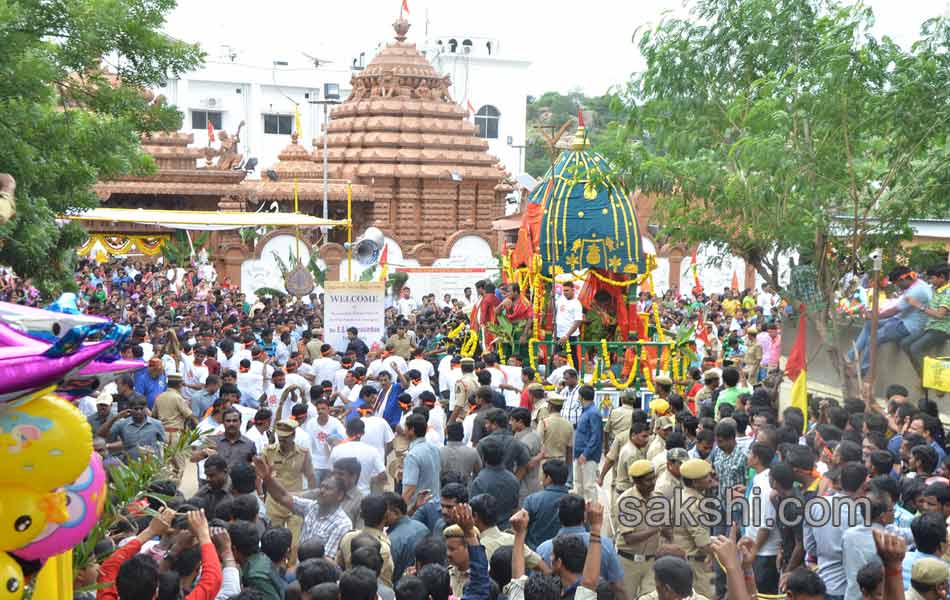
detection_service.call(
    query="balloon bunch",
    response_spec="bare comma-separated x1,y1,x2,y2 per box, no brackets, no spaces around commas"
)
0,299,140,599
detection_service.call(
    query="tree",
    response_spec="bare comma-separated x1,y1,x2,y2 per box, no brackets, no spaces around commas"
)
602,0,950,394
524,90,623,177
0,0,204,294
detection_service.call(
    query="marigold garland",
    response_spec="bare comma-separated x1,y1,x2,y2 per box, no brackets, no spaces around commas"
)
460,329,478,357
599,338,639,389
446,322,465,340
564,338,575,369
497,343,506,364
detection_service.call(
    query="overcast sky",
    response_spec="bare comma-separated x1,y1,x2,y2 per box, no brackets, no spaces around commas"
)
163,0,950,96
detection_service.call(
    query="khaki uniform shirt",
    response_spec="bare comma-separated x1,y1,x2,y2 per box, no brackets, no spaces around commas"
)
605,405,634,445
262,443,311,494
449,564,469,598
387,334,414,359
610,441,648,493
538,412,573,460
671,486,710,558
152,389,192,431
531,401,550,427
615,486,660,556
480,526,544,569
453,374,479,412
655,470,683,502
646,434,666,461
337,527,394,587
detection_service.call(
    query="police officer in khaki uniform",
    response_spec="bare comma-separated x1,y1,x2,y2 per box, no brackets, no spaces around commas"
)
538,393,572,471
526,383,549,426
450,357,479,422
646,415,674,460
603,388,636,449
655,447,688,501
152,373,196,482
672,458,717,599
263,419,317,556
616,460,662,599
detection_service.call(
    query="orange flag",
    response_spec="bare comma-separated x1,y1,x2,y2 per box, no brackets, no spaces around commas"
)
206,120,215,143
731,270,739,291
785,307,809,432
401,0,409,15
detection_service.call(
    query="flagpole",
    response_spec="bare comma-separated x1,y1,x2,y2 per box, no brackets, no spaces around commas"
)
866,253,882,397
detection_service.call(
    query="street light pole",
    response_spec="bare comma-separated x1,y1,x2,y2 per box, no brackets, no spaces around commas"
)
322,102,329,222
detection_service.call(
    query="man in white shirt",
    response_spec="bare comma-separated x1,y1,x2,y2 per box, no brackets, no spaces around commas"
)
407,348,435,383
329,418,387,494
332,357,361,393
181,348,210,403
358,390,396,459
312,345,341,387
367,349,408,382
545,352,571,387
396,286,418,317
405,369,436,405
284,360,312,398
745,443,782,595
420,391,446,447
301,396,346,482
555,281,584,367
757,284,778,318
237,359,272,406
438,354,460,403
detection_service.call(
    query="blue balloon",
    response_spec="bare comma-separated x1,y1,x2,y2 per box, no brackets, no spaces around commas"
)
47,293,81,315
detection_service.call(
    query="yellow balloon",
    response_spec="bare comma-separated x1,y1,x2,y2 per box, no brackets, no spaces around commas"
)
0,394,93,490
0,489,68,552
0,552,23,600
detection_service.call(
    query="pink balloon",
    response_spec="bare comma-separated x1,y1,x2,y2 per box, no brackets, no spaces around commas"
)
78,358,144,378
13,453,107,562
0,322,46,350
0,340,113,401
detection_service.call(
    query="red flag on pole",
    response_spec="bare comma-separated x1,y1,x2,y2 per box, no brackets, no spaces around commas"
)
690,248,703,295
401,0,409,15
467,100,475,114
695,310,711,346
206,120,215,143
577,108,585,128
785,307,807,381
731,270,739,291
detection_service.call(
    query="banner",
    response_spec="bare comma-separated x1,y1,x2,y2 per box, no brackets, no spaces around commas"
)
323,281,386,352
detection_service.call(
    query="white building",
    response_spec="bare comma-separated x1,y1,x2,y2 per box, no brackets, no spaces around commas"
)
152,49,354,179
424,34,530,175
151,33,530,180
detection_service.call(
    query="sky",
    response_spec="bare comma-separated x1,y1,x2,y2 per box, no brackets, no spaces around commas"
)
163,0,950,96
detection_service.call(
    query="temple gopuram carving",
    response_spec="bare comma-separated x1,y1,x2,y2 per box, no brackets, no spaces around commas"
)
311,17,512,266
86,16,513,286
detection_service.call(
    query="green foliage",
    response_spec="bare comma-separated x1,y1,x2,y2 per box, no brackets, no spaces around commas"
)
524,90,622,177
386,271,408,296
272,246,326,288
161,231,209,267
602,0,950,392
485,312,528,355
604,0,950,298
358,265,377,282
0,0,204,294
73,428,203,575
255,287,287,298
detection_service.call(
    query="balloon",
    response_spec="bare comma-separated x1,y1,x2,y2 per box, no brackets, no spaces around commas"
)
45,293,79,315
0,489,68,552
0,301,106,342
0,394,93,490
0,553,23,600
14,454,107,562
0,340,113,403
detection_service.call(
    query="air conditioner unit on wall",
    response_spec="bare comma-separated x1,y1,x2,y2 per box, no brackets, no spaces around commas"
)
199,97,225,109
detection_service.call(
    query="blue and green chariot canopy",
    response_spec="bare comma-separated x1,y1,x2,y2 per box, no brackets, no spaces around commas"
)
530,128,646,278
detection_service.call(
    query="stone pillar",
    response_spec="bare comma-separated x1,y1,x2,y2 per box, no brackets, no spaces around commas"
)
319,243,346,281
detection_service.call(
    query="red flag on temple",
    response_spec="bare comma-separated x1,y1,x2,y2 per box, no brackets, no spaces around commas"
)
206,120,215,143
401,0,409,15
577,108,585,127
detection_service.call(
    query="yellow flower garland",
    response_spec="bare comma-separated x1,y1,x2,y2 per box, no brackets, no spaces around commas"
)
564,338,575,369
461,329,478,357
599,338,639,389
446,322,465,340
527,337,555,390
497,343,506,364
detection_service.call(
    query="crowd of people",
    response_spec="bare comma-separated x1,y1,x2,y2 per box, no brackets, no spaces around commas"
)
1,256,949,600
